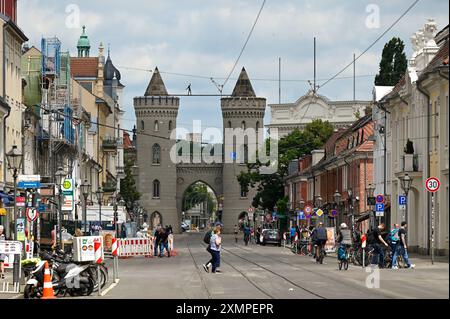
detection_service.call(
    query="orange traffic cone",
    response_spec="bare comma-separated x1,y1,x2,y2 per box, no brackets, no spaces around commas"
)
41,261,56,299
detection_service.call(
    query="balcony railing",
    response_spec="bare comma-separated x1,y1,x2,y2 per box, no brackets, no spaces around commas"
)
400,154,422,172
102,138,118,152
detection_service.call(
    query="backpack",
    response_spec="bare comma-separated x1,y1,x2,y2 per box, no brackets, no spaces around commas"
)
316,227,328,241
389,228,400,242
338,246,346,260
203,230,212,244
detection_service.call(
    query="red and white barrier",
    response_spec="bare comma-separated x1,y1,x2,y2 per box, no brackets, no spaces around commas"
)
112,238,119,257
118,238,153,257
94,240,103,264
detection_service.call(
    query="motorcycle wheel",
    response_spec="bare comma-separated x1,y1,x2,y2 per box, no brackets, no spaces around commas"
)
24,284,39,299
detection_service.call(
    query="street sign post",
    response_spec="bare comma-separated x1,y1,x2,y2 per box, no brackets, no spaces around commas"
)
425,177,440,265
376,194,385,204
398,195,407,211
61,178,74,212
375,203,384,217
26,208,38,222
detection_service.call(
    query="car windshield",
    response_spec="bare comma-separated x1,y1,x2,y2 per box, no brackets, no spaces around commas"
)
267,230,278,236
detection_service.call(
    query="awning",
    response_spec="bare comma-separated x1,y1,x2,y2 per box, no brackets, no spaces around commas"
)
355,212,371,223
0,192,14,205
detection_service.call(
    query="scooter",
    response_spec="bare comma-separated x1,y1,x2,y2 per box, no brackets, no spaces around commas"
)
56,263,95,297
24,260,59,299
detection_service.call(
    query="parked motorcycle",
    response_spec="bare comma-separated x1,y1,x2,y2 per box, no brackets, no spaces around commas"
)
24,251,94,298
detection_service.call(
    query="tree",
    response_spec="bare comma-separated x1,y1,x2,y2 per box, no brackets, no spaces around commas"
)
183,183,216,215
238,119,334,211
119,158,141,208
375,37,407,86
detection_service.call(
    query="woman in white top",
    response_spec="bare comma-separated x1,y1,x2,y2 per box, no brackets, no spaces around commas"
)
210,226,222,273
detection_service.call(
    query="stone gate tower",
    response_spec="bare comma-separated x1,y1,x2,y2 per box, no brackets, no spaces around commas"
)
221,68,266,232
134,67,179,228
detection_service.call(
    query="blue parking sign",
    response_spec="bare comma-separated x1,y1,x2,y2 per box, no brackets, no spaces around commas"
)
375,203,384,212
398,195,407,205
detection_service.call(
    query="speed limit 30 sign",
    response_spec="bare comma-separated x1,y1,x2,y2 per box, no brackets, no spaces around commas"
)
425,177,440,193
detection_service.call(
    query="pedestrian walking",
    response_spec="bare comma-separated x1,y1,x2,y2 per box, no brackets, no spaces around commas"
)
159,228,170,257
243,225,251,246
153,226,162,257
203,222,223,272
386,223,400,267
392,222,415,269
210,226,222,273
290,225,296,244
0,225,6,279
234,225,239,244
368,223,389,268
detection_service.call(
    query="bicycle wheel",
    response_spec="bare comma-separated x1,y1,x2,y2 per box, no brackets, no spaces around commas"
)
300,245,308,256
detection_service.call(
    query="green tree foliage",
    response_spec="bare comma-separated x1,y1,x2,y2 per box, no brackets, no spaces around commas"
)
183,182,216,215
375,37,407,86
238,119,334,211
119,158,141,205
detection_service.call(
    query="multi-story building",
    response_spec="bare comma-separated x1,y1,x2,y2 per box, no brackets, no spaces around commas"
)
379,20,448,256
0,7,27,237
268,89,371,138
284,113,375,232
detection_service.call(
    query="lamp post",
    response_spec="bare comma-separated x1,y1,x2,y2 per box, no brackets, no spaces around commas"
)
347,188,354,230
55,166,66,249
6,145,23,285
400,174,413,223
80,180,91,235
366,183,376,227
96,187,104,232
333,190,342,227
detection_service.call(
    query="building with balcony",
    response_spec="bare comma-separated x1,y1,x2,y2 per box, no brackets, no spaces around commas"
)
379,20,448,256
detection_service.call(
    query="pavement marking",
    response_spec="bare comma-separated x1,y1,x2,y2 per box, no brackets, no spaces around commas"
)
101,279,119,296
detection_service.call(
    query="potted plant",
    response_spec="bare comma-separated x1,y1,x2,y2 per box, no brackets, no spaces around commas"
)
403,139,414,171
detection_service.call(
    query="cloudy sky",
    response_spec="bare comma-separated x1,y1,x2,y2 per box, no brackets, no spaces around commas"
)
18,0,449,136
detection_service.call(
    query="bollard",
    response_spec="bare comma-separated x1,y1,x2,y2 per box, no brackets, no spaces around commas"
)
94,240,102,296
112,238,119,282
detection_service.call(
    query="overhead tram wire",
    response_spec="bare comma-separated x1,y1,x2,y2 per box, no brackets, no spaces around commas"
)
221,0,266,89
317,0,420,91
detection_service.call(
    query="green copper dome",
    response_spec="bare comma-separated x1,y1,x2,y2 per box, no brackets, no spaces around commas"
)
77,26,90,48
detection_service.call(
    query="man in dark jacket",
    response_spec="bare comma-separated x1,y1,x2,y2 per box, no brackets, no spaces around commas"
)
154,227,162,257
311,222,328,262
159,229,170,257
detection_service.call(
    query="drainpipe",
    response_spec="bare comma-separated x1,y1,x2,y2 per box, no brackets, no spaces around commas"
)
417,77,431,255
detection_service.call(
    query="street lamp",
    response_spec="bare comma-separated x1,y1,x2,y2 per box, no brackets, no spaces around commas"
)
315,195,323,208
5,145,23,241
55,166,66,249
6,145,23,285
400,174,413,223
96,187,104,231
80,180,91,235
366,183,376,227
347,188,355,230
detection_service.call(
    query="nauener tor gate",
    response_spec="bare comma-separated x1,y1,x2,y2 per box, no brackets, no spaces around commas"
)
134,67,266,233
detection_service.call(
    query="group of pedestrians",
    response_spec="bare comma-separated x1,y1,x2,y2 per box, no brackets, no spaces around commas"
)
368,222,415,269
153,225,173,258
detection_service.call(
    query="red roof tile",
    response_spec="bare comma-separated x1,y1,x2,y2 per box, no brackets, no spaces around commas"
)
70,57,99,77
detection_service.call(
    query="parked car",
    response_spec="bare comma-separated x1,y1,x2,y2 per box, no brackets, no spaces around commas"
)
261,229,281,246
181,221,190,232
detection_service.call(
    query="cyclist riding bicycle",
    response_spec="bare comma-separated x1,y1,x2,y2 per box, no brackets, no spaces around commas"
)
311,222,327,262
337,223,352,260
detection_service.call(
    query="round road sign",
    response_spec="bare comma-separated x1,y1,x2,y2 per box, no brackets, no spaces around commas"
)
304,205,313,214
376,194,385,203
26,208,38,221
425,177,440,193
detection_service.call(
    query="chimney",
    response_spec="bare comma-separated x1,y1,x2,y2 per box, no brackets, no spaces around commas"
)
311,150,325,166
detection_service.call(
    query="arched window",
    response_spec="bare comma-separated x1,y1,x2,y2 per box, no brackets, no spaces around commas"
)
168,120,173,131
228,121,232,128
152,144,161,164
154,120,159,131
256,121,260,133
140,120,145,131
242,121,246,130
244,144,249,163
153,180,160,198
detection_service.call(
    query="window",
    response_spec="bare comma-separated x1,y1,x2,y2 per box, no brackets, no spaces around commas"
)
228,121,232,128
140,120,145,131
256,121,260,133
152,144,161,164
154,120,159,131
153,180,160,198
242,121,246,130
168,120,173,131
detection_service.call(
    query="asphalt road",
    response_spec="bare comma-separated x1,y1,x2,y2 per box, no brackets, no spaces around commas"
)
97,233,449,299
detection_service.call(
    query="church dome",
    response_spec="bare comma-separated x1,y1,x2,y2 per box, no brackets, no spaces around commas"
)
77,26,90,48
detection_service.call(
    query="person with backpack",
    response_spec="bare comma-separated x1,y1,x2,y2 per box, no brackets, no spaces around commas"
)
153,226,162,257
392,222,415,269
203,222,223,272
337,223,352,261
386,223,400,266
368,223,389,268
209,226,222,273
159,228,170,257
311,222,328,262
